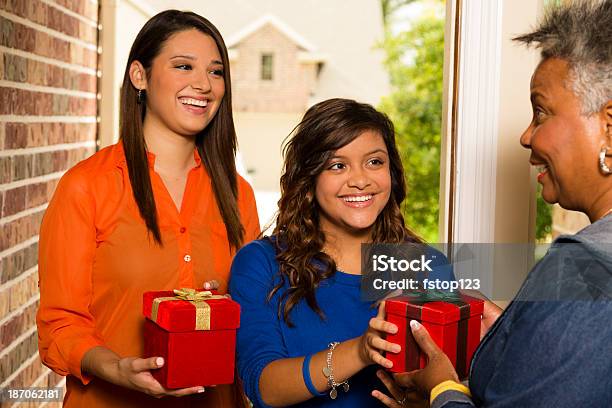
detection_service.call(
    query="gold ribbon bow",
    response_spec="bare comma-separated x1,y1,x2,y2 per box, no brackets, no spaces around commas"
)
150,288,227,330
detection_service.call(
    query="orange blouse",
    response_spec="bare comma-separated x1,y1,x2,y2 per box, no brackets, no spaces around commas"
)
36,143,260,408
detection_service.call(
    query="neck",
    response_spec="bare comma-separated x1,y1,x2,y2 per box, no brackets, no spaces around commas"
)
583,188,612,223
322,226,371,274
143,117,196,174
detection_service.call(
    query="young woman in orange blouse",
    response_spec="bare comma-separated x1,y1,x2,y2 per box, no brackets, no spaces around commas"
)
36,10,259,407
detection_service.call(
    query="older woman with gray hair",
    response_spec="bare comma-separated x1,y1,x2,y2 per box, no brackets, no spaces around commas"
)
373,0,612,407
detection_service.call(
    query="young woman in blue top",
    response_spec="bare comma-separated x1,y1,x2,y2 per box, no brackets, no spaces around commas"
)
230,98,454,407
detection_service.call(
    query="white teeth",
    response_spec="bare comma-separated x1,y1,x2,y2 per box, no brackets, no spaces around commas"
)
180,98,207,107
344,195,372,202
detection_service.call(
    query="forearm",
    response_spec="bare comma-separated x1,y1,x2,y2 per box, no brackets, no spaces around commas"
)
259,337,367,406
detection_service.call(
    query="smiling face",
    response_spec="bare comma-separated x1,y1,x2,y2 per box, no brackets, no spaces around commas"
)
315,130,392,240
131,29,225,138
520,57,608,211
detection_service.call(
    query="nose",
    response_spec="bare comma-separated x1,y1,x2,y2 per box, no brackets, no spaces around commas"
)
519,122,533,149
191,70,212,93
347,167,371,190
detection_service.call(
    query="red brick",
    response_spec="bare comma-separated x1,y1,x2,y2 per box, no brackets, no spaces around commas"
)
5,354,44,389
4,123,27,149
32,149,88,177
2,302,38,348
0,242,38,284
1,52,97,92
27,123,44,148
25,181,48,207
0,122,5,149
9,272,38,312
0,16,97,68
0,210,44,251
0,87,96,116
11,155,34,182
0,156,11,183
0,43,4,84
0,329,38,382
53,0,98,22
0,286,8,320
2,186,26,218
2,53,27,83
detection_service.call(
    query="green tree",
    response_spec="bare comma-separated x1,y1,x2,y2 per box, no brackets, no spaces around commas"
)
379,2,445,242
536,189,552,241
380,0,552,242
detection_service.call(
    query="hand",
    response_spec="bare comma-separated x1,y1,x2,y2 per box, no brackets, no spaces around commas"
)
115,356,205,398
372,369,429,407
460,290,503,339
203,280,219,290
392,321,458,395
481,299,503,339
358,301,402,369
83,347,205,398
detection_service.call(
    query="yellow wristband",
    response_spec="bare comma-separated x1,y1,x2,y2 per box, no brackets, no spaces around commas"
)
430,380,472,404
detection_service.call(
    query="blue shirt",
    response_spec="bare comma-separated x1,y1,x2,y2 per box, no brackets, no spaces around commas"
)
230,238,454,407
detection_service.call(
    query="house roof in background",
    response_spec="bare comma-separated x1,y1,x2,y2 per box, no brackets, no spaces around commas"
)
144,0,390,105
225,13,317,51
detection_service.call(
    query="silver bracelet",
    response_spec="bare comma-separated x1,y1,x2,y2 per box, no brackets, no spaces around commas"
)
322,341,349,399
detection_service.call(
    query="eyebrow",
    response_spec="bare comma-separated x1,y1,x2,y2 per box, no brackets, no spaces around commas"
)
170,55,196,60
170,55,224,65
330,148,389,159
530,90,548,104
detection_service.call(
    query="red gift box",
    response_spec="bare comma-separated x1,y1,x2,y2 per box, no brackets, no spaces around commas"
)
142,288,240,389
385,292,483,379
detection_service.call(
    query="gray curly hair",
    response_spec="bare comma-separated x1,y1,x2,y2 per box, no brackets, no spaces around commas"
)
513,0,612,114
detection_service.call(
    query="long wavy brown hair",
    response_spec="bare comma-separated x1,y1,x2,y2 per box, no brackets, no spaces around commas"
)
269,98,422,326
119,10,244,249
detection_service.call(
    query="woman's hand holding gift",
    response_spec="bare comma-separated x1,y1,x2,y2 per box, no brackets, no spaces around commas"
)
82,347,205,398
372,320,459,406
357,302,402,369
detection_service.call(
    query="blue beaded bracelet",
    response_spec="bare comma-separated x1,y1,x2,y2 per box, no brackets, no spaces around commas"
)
302,354,325,397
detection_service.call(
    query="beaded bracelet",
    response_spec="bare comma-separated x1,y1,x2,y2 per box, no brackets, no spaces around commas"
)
322,342,349,399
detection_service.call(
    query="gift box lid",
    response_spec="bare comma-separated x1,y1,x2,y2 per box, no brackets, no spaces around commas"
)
143,289,240,332
385,291,484,324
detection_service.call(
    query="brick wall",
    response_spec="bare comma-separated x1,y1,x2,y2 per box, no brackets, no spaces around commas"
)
231,23,318,113
0,0,99,406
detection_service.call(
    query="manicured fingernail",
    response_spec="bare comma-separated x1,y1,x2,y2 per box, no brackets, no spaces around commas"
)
198,387,205,393
390,324,398,334
156,357,164,367
392,344,401,353
410,320,421,330
204,282,211,289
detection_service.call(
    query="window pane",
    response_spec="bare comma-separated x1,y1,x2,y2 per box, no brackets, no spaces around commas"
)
261,53,273,80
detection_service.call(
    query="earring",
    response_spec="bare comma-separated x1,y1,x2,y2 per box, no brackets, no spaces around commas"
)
137,89,145,104
599,147,612,175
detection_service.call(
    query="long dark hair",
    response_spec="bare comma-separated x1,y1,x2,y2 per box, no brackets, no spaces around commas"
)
119,10,244,249
270,98,422,325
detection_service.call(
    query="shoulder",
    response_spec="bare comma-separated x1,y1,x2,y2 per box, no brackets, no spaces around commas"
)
57,145,123,198
57,144,122,192
237,174,256,201
230,238,279,291
537,235,612,299
236,238,275,258
232,239,277,274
